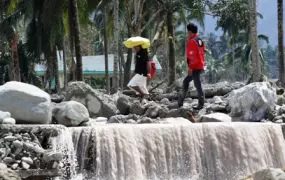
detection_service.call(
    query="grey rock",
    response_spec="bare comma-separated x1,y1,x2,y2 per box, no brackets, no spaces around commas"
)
21,161,30,170
21,157,33,165
138,117,157,124
2,118,16,125
161,117,192,124
11,164,18,170
23,142,45,154
130,102,146,116
227,82,276,122
160,98,170,105
42,151,63,163
275,119,283,123
116,96,130,115
53,101,89,127
0,81,52,124
124,119,137,124
63,82,117,118
0,163,21,180
3,157,14,164
277,96,285,106
12,140,23,149
4,136,17,142
251,168,285,180
201,113,232,123
145,105,161,118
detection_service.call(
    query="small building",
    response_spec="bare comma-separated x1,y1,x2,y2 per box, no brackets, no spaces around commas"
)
35,51,162,88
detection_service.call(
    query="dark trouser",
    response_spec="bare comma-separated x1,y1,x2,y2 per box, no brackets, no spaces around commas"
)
179,69,204,106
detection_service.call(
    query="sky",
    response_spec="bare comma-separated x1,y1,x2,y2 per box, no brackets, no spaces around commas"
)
203,0,280,46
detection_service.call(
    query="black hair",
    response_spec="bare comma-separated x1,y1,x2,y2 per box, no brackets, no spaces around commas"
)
187,23,198,33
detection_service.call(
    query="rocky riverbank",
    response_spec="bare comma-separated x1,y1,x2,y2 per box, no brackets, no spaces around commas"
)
0,80,283,179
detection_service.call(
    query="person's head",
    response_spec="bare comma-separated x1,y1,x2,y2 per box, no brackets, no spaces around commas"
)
134,45,142,52
187,23,198,36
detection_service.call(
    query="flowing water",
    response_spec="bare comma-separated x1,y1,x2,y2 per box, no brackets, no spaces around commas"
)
68,123,285,180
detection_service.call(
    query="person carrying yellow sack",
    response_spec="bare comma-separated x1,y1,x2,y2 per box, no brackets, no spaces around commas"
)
124,37,156,101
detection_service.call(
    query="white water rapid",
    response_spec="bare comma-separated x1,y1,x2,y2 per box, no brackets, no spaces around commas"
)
69,123,285,180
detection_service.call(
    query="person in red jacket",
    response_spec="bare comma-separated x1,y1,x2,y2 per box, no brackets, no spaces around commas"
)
178,23,205,109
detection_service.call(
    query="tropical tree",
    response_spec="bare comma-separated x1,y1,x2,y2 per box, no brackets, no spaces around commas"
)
278,0,285,86
248,0,261,82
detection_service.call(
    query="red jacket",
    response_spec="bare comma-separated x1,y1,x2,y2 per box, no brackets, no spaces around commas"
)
186,34,205,70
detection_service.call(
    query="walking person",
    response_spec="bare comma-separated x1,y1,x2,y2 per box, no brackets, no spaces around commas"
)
178,23,206,109
127,45,151,101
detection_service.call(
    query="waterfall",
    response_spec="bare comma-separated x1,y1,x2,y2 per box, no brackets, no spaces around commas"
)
70,123,285,180
49,126,77,178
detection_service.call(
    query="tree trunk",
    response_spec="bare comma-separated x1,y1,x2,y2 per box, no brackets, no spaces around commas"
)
249,0,261,82
11,33,20,81
150,20,165,59
112,0,119,91
123,49,133,87
0,0,4,53
69,0,83,81
167,12,176,85
68,0,76,81
52,46,60,93
62,39,68,90
104,7,110,94
278,0,285,85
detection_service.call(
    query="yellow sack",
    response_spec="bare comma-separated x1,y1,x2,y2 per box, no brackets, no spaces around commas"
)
123,36,150,51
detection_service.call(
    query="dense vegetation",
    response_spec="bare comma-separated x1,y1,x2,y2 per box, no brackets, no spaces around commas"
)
0,0,284,93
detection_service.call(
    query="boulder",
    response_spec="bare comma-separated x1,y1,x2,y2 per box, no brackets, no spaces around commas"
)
130,102,146,116
0,163,21,180
277,96,285,106
201,113,232,122
116,96,130,115
227,82,277,122
64,81,117,118
53,101,89,127
0,81,52,124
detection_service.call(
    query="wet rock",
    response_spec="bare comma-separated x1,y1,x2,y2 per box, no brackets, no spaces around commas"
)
0,81,52,124
130,102,146,116
21,157,33,165
0,163,21,180
145,105,161,118
2,118,16,125
160,117,192,124
124,119,137,124
116,96,130,115
11,164,18,170
277,96,285,106
42,152,63,163
160,98,170,105
4,136,17,142
3,157,14,164
12,140,23,149
53,101,89,127
243,168,285,180
227,82,276,122
138,117,157,124
64,81,117,118
201,113,232,122
21,161,30,170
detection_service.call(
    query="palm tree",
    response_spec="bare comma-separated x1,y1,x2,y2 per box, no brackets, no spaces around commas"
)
112,0,119,92
278,0,285,85
69,0,83,81
155,0,205,85
248,0,261,82
103,7,110,93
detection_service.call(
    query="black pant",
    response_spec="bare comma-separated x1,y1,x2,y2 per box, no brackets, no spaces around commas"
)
179,70,204,105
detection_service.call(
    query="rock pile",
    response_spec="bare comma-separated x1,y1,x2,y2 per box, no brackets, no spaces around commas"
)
0,130,63,173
